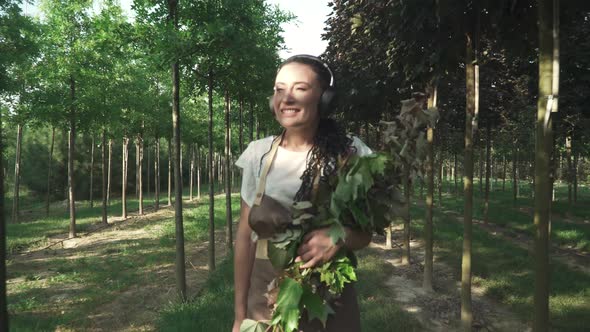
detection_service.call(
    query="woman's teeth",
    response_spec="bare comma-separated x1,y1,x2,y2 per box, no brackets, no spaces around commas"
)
282,109,299,113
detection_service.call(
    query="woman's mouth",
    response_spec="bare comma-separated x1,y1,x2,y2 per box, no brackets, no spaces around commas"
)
281,108,301,114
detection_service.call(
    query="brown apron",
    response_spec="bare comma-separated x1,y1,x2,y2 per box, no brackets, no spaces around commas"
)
246,135,361,331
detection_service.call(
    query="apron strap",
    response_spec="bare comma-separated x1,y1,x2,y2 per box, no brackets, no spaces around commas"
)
253,134,283,206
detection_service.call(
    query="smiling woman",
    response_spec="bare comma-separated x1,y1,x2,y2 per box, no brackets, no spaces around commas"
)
232,55,373,332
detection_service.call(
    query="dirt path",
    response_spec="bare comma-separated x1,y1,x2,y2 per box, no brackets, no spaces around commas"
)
9,201,233,332
370,229,529,332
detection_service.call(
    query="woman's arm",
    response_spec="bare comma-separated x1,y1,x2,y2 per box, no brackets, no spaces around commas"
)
233,199,256,331
295,226,372,269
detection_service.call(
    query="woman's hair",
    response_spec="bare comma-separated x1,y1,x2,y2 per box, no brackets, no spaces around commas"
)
276,55,354,202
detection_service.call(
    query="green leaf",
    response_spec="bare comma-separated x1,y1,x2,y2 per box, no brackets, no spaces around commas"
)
239,319,269,332
301,286,334,327
274,277,304,332
268,241,297,270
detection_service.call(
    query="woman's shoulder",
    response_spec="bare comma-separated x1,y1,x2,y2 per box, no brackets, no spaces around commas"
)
246,136,275,152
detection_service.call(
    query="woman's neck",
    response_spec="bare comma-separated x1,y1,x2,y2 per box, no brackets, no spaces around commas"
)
280,126,318,152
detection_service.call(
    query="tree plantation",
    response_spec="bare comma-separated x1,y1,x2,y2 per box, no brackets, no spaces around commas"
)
1,0,589,331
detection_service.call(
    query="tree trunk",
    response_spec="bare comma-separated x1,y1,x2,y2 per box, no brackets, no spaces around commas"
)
566,135,572,206
168,139,172,206
461,28,479,332
502,154,507,191
225,90,233,251
454,152,458,194
207,69,216,271
438,150,443,204
107,138,112,205
122,137,129,218
239,96,244,153
479,146,484,194
533,0,556,329
101,130,108,225
190,143,194,201
401,163,411,265
147,141,150,200
423,86,436,291
136,139,140,198
513,145,519,204
155,136,160,211
138,133,143,215
0,109,8,331
12,124,23,223
46,127,55,216
68,76,77,238
483,124,492,224
171,49,186,300
249,101,254,143
90,136,95,208
573,152,578,202
197,145,201,200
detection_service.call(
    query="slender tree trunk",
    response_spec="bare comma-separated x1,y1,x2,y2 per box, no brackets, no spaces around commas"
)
190,144,194,201
423,86,436,291
454,152,458,194
107,138,112,205
138,133,143,215
155,136,160,211
197,145,201,200
461,28,479,332
90,136,95,208
401,163,411,265
68,76,77,238
0,109,8,331
12,124,23,223
239,96,244,153
566,135,572,206
168,139,172,206
136,139,140,198
147,141,150,200
573,152,578,202
502,154,507,191
46,127,55,216
101,129,108,225
438,150,443,204
479,146,484,194
256,115,260,140
484,124,492,223
249,101,254,143
225,90,233,251
513,145,519,204
533,0,556,329
207,70,216,271
122,137,129,218
171,50,186,300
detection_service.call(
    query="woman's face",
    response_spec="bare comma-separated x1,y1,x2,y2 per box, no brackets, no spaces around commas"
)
272,62,323,130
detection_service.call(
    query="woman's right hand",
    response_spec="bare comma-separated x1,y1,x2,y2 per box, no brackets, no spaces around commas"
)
232,319,243,332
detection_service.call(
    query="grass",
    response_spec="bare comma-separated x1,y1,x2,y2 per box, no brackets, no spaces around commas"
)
408,199,590,331
7,193,241,332
158,250,423,332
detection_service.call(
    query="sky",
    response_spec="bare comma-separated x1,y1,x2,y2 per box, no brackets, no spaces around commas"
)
21,0,331,59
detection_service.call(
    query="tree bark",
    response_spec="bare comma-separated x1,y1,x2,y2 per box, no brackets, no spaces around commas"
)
136,138,140,198
101,130,108,225
168,138,172,206
502,154,507,191
483,123,492,224
155,136,160,211
68,76,77,238
573,151,578,202
533,0,556,329
147,141,150,200
107,138,112,205
0,109,8,331
197,145,201,200
138,132,143,215
513,145,519,204
46,127,55,216
207,69,216,271
401,163,411,265
461,28,479,332
171,52,186,300
479,146,484,194
423,86,436,292
190,143,194,201
225,90,233,251
122,137,129,218
239,96,244,153
566,135,572,206
454,152,458,194
249,101,254,143
12,124,23,223
90,136,95,208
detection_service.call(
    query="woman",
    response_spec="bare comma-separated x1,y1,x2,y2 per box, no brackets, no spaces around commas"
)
233,55,373,332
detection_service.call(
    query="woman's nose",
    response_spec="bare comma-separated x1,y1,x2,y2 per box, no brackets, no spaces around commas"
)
281,88,296,103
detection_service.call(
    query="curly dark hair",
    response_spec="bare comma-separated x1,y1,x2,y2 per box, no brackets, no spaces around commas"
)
275,55,354,202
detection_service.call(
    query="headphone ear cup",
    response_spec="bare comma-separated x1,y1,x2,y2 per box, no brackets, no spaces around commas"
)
319,87,336,115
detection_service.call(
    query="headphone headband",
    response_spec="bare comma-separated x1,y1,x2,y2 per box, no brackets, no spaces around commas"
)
283,54,335,87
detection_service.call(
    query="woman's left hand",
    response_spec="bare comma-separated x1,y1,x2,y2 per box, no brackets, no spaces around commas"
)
295,227,343,269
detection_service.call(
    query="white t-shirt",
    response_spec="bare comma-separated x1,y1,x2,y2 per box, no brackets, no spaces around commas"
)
235,135,373,208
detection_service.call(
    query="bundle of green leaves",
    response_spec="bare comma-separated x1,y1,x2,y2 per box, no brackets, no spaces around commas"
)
240,153,404,332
